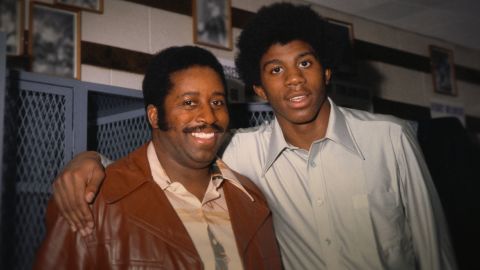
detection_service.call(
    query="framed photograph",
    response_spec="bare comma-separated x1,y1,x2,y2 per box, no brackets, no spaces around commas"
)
54,0,104,14
193,0,232,50
29,2,81,79
0,0,24,55
326,18,356,75
327,18,354,45
429,45,457,96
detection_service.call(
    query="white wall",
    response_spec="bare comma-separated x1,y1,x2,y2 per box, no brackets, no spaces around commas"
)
26,0,480,117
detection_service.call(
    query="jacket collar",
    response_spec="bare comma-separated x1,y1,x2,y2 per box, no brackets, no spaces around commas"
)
147,142,254,202
102,144,200,257
263,98,364,174
223,180,271,256
102,144,152,203
102,143,270,257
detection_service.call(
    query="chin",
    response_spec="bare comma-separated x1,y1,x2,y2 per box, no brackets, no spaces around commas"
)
288,110,320,124
190,152,218,166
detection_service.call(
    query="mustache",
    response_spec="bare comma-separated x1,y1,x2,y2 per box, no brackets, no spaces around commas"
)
182,124,225,134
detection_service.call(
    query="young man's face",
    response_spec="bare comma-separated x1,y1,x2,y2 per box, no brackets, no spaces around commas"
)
148,66,229,169
254,40,331,127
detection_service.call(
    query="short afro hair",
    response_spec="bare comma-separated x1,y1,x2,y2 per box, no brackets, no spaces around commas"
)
235,3,338,90
142,46,227,130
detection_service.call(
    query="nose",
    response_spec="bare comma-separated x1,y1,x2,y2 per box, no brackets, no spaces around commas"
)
197,103,217,125
285,68,305,88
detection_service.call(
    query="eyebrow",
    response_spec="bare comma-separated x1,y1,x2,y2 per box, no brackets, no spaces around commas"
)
261,50,316,71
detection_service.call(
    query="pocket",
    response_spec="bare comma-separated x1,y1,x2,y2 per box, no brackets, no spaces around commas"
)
367,192,405,247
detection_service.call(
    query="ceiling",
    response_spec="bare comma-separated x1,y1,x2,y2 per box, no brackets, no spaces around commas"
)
304,0,480,51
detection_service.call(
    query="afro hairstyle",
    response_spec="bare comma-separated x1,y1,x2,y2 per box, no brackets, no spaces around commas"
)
235,3,341,91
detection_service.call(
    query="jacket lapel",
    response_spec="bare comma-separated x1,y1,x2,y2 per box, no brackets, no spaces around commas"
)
125,182,200,258
223,182,271,255
103,144,199,258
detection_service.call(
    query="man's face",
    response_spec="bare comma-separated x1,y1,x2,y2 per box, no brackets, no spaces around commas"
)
149,66,229,169
254,40,331,127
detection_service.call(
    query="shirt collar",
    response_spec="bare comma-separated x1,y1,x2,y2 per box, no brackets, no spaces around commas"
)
263,98,364,174
147,142,254,201
325,98,364,160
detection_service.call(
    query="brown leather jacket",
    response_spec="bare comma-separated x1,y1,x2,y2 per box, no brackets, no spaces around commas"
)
34,144,282,270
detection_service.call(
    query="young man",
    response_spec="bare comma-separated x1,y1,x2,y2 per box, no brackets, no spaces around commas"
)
52,3,456,269
34,46,282,269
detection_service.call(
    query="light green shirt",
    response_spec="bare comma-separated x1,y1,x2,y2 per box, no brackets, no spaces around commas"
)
222,99,456,270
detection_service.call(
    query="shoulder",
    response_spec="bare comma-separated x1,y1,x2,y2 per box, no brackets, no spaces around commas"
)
101,144,152,203
223,122,272,154
231,122,272,141
339,107,412,135
106,144,149,179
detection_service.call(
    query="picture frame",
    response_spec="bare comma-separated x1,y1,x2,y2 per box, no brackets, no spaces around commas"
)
193,0,232,50
0,0,25,55
326,18,354,45
429,45,457,96
54,0,104,14
29,2,81,79
326,18,356,76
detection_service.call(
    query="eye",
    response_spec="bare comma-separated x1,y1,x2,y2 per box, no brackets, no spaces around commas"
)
212,99,225,107
182,99,197,107
299,60,311,68
270,66,283,75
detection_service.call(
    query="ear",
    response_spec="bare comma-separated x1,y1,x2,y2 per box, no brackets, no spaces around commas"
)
253,85,268,101
147,104,159,129
324,68,332,85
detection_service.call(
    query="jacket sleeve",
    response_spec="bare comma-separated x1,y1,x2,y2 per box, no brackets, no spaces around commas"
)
395,123,457,270
33,199,93,270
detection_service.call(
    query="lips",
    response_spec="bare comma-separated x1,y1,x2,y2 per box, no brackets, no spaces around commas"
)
289,95,307,102
286,92,311,108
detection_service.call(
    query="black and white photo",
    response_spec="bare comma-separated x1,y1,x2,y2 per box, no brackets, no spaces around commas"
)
29,2,81,79
430,45,457,96
0,0,24,55
193,0,232,50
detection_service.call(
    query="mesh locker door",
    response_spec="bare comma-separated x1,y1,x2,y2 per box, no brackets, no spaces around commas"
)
1,75,73,270
247,103,274,127
88,92,150,161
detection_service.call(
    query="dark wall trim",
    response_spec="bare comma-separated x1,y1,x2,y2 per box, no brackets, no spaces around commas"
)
355,40,430,73
373,97,431,121
81,41,151,74
355,41,480,85
126,0,191,15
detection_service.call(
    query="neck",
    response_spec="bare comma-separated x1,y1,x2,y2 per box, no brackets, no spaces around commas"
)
277,100,331,150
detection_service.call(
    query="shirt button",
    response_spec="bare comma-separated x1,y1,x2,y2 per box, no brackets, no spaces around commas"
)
316,199,324,206
325,238,331,245
310,161,316,167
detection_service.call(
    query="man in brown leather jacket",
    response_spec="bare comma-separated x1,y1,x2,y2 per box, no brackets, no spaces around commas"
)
34,46,282,270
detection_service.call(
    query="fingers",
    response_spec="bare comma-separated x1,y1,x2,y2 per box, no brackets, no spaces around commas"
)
52,179,76,231
82,163,106,232
53,169,84,232
52,152,105,236
85,166,105,203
